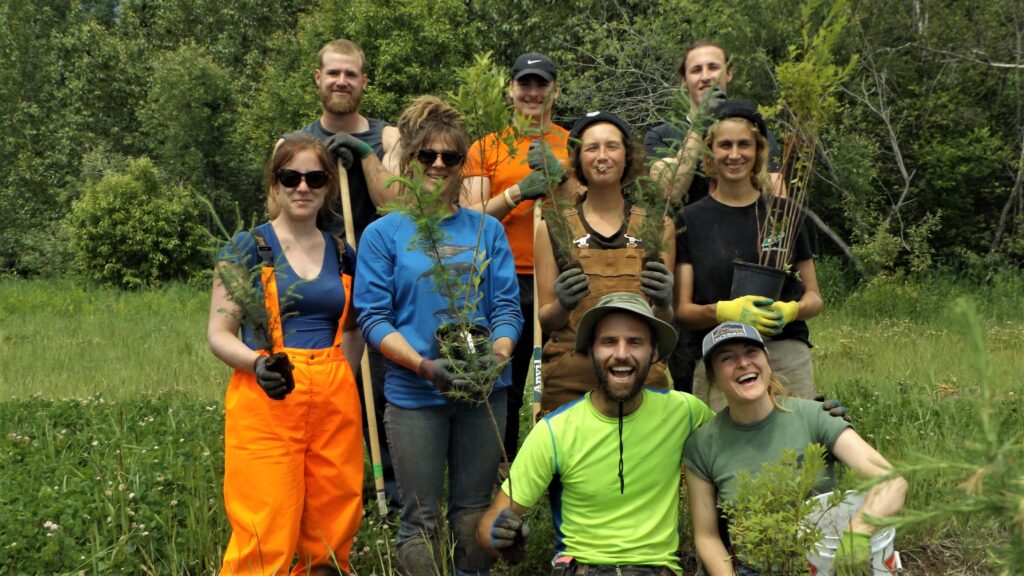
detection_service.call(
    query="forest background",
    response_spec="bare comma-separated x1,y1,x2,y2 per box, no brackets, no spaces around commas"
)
1,0,1023,279
1,0,1023,574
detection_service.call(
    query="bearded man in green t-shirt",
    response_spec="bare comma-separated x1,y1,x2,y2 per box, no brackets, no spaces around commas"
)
477,292,714,575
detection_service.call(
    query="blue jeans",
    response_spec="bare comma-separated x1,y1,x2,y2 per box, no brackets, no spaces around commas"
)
386,388,507,574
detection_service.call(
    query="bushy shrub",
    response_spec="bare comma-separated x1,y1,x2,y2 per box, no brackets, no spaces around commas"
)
66,157,207,289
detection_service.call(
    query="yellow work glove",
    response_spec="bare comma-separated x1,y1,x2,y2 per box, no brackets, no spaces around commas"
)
715,295,782,335
770,300,799,327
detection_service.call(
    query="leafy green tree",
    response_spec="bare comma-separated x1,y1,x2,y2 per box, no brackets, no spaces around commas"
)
0,0,77,273
67,157,207,288
138,44,236,192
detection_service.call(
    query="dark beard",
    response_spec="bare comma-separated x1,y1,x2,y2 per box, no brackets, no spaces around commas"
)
592,355,650,403
321,90,360,115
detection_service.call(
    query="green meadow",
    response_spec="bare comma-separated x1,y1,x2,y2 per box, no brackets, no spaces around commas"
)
1,268,1022,574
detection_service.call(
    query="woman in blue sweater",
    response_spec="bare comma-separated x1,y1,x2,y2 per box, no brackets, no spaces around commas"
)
354,96,523,576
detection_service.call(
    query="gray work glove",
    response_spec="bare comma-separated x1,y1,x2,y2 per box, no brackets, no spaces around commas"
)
254,354,294,400
489,508,529,564
555,267,589,311
700,85,728,116
815,394,851,422
418,358,472,394
527,141,567,185
640,261,674,309
325,132,373,170
516,170,550,201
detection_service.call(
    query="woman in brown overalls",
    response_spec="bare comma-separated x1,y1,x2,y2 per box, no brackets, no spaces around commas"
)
534,111,676,413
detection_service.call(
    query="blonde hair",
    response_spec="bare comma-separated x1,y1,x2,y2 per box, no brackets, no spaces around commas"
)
317,39,366,72
703,117,772,193
263,134,337,220
396,95,470,201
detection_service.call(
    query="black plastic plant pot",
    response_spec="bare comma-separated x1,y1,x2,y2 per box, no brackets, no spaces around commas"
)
730,261,787,300
434,323,492,362
263,352,295,400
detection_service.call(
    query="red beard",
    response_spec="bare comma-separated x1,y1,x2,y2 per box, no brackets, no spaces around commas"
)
321,90,360,115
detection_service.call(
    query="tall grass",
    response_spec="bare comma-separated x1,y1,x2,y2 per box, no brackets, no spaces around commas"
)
1,271,1021,574
0,278,225,400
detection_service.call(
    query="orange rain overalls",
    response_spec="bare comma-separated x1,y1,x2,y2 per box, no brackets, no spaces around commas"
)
540,206,669,412
220,242,363,576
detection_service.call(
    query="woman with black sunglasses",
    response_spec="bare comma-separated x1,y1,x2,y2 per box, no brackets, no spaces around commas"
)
355,96,523,576
208,133,364,575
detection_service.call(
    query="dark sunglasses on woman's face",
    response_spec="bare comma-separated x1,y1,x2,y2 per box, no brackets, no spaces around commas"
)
416,149,464,168
275,169,329,189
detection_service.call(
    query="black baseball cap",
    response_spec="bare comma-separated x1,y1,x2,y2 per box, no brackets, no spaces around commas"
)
568,110,632,152
714,100,768,138
512,52,557,82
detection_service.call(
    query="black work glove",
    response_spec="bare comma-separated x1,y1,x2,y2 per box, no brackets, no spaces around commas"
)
489,508,529,564
473,352,509,381
418,358,472,394
325,132,373,170
457,352,509,402
640,261,674,309
527,141,567,185
555,267,589,311
254,354,294,400
815,394,851,422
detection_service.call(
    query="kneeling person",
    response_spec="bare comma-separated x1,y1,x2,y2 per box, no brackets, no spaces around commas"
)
478,292,714,575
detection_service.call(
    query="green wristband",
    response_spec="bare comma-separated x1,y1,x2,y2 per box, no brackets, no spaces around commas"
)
355,139,373,159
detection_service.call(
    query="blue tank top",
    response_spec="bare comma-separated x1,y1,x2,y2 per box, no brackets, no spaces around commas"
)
226,223,347,350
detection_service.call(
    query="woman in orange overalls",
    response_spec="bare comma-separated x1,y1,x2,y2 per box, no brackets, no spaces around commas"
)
207,134,363,575
535,111,676,413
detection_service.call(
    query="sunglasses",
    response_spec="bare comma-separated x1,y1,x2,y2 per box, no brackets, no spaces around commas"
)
416,149,464,168
275,169,329,189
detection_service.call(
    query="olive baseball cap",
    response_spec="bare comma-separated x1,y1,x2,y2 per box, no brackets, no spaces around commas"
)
575,292,678,360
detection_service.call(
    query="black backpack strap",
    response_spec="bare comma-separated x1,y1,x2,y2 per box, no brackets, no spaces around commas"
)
252,230,274,267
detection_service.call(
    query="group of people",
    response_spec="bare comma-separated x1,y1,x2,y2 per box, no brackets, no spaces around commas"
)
206,37,908,576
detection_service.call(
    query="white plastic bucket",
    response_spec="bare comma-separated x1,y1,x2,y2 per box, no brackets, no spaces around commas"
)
803,491,901,574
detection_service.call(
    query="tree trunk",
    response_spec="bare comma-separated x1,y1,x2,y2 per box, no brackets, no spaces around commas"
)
804,207,865,277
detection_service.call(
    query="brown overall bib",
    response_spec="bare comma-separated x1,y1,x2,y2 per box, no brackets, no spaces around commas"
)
540,206,669,413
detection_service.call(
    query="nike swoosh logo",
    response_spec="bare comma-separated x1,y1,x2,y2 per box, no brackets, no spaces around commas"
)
527,59,542,64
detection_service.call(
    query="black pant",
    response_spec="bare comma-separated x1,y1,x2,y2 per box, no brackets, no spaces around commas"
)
667,324,697,393
504,274,534,461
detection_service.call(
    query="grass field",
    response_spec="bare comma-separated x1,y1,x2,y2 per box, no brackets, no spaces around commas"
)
1,268,1022,574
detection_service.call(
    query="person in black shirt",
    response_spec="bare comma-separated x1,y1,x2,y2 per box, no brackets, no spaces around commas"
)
675,101,823,412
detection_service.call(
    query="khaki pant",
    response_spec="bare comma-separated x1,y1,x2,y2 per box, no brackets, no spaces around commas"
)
692,338,815,412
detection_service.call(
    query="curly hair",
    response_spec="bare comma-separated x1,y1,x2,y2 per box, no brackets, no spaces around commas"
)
702,117,771,193
396,95,470,201
264,134,338,221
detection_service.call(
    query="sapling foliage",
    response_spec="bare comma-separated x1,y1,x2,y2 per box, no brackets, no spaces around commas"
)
720,443,839,575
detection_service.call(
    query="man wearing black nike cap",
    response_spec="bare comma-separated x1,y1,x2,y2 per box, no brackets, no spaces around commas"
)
462,52,574,464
